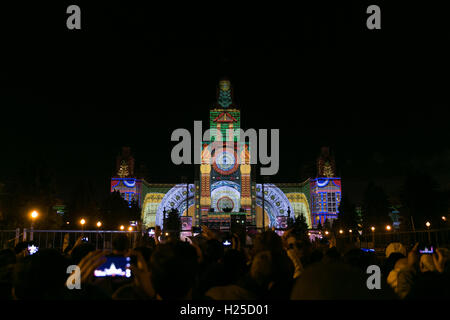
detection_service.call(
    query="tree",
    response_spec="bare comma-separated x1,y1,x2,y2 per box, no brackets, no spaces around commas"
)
128,198,141,222
163,208,181,240
323,218,332,231
1,160,60,229
100,191,131,229
316,220,323,231
362,181,392,230
66,179,100,227
291,214,309,238
400,171,447,229
336,194,358,230
287,216,295,229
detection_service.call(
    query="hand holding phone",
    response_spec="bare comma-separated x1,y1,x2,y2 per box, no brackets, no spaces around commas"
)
419,243,434,254
417,241,434,254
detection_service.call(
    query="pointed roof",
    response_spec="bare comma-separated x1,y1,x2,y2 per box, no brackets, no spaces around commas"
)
213,111,237,123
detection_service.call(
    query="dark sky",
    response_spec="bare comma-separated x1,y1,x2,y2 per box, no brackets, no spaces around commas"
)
1,2,449,203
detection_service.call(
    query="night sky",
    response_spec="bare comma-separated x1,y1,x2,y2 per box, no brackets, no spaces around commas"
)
1,2,449,204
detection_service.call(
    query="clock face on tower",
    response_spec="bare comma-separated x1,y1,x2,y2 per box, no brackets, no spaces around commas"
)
213,149,239,175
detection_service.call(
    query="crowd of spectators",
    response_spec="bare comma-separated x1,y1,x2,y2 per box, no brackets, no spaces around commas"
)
0,226,449,300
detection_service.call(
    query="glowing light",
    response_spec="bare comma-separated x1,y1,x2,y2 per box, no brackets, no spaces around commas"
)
128,226,133,231
94,263,130,278
308,232,311,236
325,231,329,235
123,179,136,188
316,178,330,188
80,219,86,225
339,229,343,234
386,225,391,231
120,225,125,230
442,216,447,221
371,226,375,232
425,221,431,228
349,229,352,233
30,210,39,219
165,232,169,236
96,221,102,227
28,245,38,255
223,240,231,246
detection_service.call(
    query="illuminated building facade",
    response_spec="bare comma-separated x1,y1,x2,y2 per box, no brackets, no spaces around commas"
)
111,80,341,230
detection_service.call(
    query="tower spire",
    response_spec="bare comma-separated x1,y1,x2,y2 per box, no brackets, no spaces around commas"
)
215,78,234,109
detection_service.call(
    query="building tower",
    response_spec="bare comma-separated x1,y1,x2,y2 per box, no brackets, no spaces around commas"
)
198,79,253,229
111,147,150,208
310,147,341,227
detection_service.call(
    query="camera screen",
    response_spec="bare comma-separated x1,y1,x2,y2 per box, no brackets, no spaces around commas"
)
419,246,434,254
94,256,132,278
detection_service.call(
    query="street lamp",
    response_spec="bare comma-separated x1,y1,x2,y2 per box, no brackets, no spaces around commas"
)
386,225,391,231
325,230,329,235
30,210,39,220
425,221,431,242
80,218,86,235
442,216,447,222
339,229,343,234
30,210,39,241
128,226,133,232
371,226,375,249
96,221,102,228
120,225,125,231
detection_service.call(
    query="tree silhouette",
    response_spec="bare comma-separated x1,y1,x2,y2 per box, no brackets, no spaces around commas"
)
323,218,332,231
400,171,447,228
163,208,181,236
316,221,323,231
362,181,391,230
291,214,309,237
100,191,132,229
66,179,100,227
335,194,358,230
